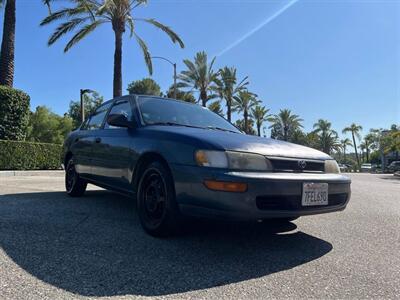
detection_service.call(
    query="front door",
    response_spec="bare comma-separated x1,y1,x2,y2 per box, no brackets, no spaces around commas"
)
91,98,137,192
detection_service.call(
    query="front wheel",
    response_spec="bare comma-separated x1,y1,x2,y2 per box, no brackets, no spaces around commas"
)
137,161,181,237
275,217,299,222
65,158,87,197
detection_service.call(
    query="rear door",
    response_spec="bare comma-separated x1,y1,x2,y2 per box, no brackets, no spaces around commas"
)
82,101,113,180
71,119,94,176
91,97,137,191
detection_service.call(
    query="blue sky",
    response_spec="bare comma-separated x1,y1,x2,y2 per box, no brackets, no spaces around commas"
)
2,0,399,138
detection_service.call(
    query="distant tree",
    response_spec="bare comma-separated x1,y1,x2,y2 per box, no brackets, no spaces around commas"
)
40,0,184,97
178,51,218,107
27,106,73,144
340,138,353,164
235,119,256,135
233,90,258,134
313,119,340,154
127,78,161,96
166,85,196,103
215,66,249,122
382,126,400,160
207,101,223,117
360,133,375,162
342,123,363,166
269,109,303,141
251,105,270,136
304,131,320,149
67,92,103,128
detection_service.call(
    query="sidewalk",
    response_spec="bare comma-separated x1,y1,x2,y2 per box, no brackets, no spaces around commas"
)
0,170,64,177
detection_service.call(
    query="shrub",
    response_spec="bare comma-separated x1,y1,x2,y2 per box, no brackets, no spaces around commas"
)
0,86,30,140
0,140,62,170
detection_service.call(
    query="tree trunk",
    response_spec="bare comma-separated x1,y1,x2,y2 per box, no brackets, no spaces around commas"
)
226,98,231,122
113,29,123,97
343,147,346,163
0,0,16,87
283,126,288,141
200,89,207,107
244,110,248,134
257,123,261,136
352,133,360,166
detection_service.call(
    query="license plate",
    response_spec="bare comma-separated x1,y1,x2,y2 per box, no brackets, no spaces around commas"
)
302,183,328,206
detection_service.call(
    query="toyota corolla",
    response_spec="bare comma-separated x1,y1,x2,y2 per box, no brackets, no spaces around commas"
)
63,95,351,236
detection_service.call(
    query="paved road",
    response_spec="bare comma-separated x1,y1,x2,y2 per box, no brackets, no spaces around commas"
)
0,173,399,299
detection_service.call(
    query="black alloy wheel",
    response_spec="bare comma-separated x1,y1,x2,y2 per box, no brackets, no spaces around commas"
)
65,158,87,197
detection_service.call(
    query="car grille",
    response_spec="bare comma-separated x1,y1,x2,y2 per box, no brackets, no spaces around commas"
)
256,193,348,211
269,158,325,173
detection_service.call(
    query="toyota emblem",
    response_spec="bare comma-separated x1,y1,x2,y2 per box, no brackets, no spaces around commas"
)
298,160,307,169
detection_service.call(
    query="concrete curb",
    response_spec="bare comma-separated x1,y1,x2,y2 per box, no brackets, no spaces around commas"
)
0,170,64,177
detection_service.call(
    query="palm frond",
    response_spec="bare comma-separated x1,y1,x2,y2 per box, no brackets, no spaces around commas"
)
48,18,89,46
40,7,87,26
134,33,153,75
64,20,104,52
126,15,135,37
136,18,184,48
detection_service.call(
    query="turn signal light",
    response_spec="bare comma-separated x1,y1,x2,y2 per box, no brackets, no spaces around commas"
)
204,180,247,193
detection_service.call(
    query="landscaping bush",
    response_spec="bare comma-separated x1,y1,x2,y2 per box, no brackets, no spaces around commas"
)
0,140,62,170
0,86,30,141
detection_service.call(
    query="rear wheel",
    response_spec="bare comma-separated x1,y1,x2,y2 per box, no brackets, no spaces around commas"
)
65,158,87,197
137,161,181,237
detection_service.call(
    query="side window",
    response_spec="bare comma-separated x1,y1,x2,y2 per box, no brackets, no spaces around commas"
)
86,102,112,130
104,100,133,129
80,118,90,130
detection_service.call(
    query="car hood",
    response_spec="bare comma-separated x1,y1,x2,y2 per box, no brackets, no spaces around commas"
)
149,126,332,160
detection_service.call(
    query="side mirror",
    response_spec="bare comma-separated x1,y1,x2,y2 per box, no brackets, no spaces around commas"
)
107,113,133,128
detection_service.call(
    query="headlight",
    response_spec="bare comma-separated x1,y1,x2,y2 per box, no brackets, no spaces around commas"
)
324,160,340,173
195,150,272,171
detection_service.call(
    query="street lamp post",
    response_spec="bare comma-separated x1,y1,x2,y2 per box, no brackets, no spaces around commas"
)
151,56,177,99
80,89,95,123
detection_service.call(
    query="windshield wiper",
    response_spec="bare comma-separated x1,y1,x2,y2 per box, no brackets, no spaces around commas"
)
207,126,239,134
147,122,205,129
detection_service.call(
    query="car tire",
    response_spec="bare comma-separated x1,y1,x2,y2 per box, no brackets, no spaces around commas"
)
65,158,87,197
137,161,182,237
276,217,299,222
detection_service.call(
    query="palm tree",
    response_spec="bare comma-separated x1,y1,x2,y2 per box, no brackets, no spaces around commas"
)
342,123,363,166
0,0,15,86
251,105,270,137
40,0,184,98
207,101,223,117
0,0,51,86
313,119,339,154
178,51,218,107
362,133,374,162
215,66,248,122
340,138,352,163
268,109,303,141
233,90,258,134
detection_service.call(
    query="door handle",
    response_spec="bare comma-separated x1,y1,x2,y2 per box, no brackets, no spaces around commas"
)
95,137,102,143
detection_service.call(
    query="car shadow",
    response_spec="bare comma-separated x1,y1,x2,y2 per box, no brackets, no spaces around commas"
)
379,175,400,182
0,190,332,297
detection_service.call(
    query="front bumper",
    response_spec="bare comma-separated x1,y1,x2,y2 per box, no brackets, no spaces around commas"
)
171,164,351,220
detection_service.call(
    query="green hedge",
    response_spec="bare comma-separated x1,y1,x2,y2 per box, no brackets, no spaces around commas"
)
0,86,30,141
0,140,62,170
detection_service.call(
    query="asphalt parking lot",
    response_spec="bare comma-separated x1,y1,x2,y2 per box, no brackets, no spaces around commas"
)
0,173,399,299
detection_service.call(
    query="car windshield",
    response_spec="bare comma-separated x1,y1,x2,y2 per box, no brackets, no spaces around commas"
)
137,97,241,133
